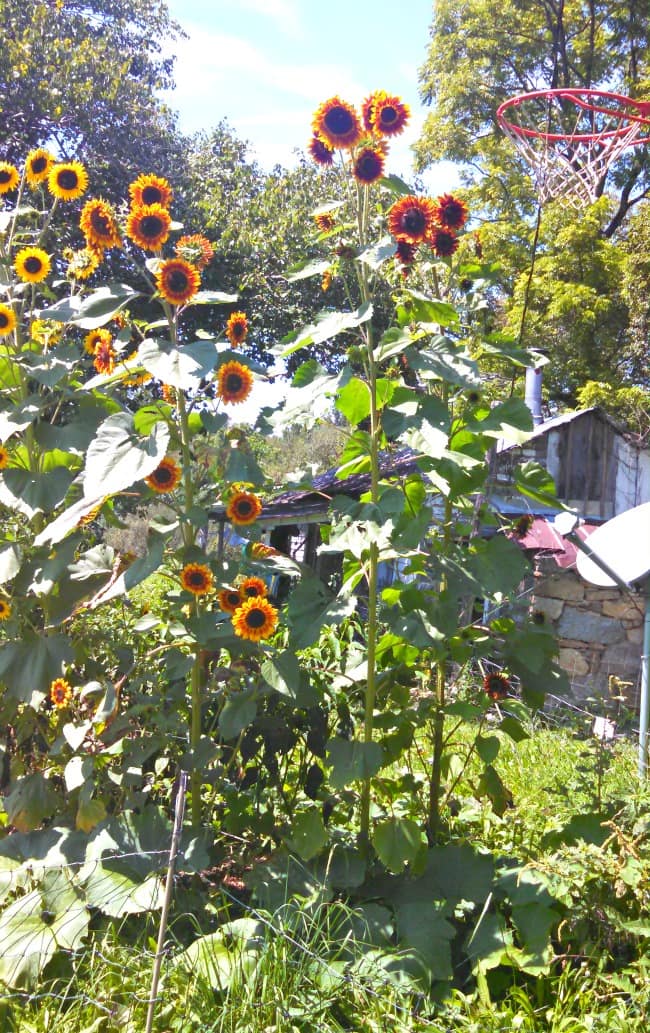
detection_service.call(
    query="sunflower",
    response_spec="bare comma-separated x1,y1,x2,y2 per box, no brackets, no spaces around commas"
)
50,677,73,708
217,587,243,614
483,671,510,701
145,456,182,493
48,161,88,201
232,596,279,643
175,233,214,270
126,203,171,252
307,136,335,166
80,197,122,250
512,514,534,539
84,327,111,355
428,227,459,258
25,148,54,187
353,147,385,185
321,270,332,292
314,212,335,233
395,240,417,275
93,339,116,375
30,318,62,346
432,192,469,231
239,576,268,599
312,96,362,150
217,360,254,405
387,195,437,245
0,444,9,469
0,162,19,194
226,311,249,347
0,303,17,337
14,246,51,283
129,173,173,209
372,93,410,137
361,92,381,131
0,598,11,620
247,541,281,560
161,383,177,406
66,245,102,280
180,562,213,596
226,490,262,526
155,258,200,306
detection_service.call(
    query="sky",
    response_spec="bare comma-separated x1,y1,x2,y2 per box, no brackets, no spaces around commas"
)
162,0,458,192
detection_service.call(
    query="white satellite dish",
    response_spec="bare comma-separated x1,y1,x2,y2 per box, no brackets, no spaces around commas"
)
575,502,650,588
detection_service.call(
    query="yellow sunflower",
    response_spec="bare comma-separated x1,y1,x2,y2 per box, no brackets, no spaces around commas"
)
307,136,335,166
314,212,335,233
226,491,262,526
0,303,17,337
30,318,62,346
232,596,279,642
239,576,268,599
25,148,54,187
145,457,182,493
371,93,410,137
0,598,11,620
93,339,116,375
352,147,386,185
0,444,9,469
387,195,438,245
432,192,469,231
0,162,19,194
216,360,254,405
80,197,122,250
155,258,200,306
180,563,213,596
84,328,111,355
217,587,243,614
312,96,362,150
175,233,214,270
128,173,173,209
48,161,88,201
50,677,73,708
126,203,171,251
66,245,103,280
161,383,177,406
14,246,51,283
225,311,249,347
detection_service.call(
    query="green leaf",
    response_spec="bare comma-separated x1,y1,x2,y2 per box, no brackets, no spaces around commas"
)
379,174,415,195
68,544,115,580
86,535,165,606
83,411,170,498
396,902,455,983
514,461,564,509
499,716,530,743
188,290,238,305
336,377,371,425
138,337,220,390
219,688,257,739
280,302,373,357
286,258,332,282
132,403,173,436
0,397,42,442
465,911,513,973
402,290,459,328
201,410,228,433
175,919,263,990
0,634,74,705
261,651,316,706
34,495,107,547
476,734,500,764
223,445,266,486
326,738,383,790
470,397,533,444
39,283,139,329
2,772,61,832
287,578,356,649
0,544,21,584
372,817,423,874
286,809,328,861
356,236,397,269
0,467,74,517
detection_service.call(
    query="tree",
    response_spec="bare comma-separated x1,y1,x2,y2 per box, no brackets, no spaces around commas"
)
1,0,183,196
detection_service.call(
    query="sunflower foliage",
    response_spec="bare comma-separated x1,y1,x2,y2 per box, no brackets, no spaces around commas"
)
0,95,571,1001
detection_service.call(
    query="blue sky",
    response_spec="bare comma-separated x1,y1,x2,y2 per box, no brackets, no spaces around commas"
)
163,0,458,192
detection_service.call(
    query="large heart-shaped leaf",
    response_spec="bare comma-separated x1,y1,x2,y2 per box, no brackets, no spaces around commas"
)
83,412,169,498
138,337,220,389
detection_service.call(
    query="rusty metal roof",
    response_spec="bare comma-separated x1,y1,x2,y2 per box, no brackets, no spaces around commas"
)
511,517,599,568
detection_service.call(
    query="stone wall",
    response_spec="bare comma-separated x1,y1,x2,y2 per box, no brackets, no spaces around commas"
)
532,556,645,705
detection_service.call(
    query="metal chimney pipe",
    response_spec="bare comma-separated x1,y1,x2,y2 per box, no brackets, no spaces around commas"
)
525,366,543,426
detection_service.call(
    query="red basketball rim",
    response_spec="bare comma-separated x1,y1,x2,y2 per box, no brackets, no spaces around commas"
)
497,87,650,144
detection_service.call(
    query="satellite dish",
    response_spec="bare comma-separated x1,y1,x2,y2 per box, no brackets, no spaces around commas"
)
575,502,650,587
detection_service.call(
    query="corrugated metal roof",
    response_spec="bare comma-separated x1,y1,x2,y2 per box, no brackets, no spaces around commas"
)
510,517,599,568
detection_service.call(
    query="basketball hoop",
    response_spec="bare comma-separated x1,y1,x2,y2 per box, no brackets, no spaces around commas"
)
497,88,650,207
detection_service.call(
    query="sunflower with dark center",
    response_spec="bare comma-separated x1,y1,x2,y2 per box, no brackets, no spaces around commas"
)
395,240,417,274
0,162,19,193
232,596,279,642
145,457,182,493
80,198,122,250
307,136,335,166
155,258,200,306
433,192,469,231
48,161,88,201
226,311,249,346
14,246,51,283
353,147,385,185
226,491,262,526
314,212,335,233
428,226,459,258
50,678,73,708
175,233,214,270
361,92,381,131
180,563,213,596
129,173,173,209
0,445,9,469
217,587,243,614
372,93,410,137
483,672,511,701
25,148,54,187
217,360,254,405
312,96,362,150
0,304,16,337
0,599,11,620
388,195,438,245
84,328,111,355
239,576,267,599
93,340,116,375
66,246,102,281
248,541,280,559
126,203,171,251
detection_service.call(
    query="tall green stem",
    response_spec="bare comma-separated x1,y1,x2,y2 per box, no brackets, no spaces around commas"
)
428,493,452,840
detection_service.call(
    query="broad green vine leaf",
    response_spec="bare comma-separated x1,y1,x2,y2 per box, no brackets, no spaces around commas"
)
372,817,423,874
39,283,139,329
138,336,221,390
286,809,328,861
82,411,169,498
280,302,373,357
326,738,383,790
396,901,456,984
